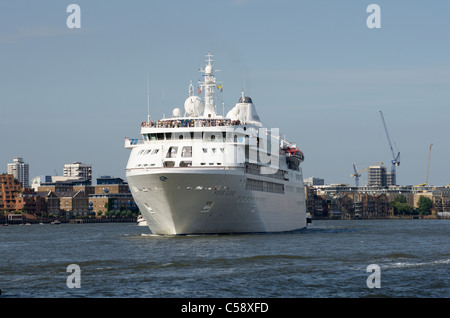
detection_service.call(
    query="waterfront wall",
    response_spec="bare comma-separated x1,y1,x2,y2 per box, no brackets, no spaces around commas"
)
0,217,137,225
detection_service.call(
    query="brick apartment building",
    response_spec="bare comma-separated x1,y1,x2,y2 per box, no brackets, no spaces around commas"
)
54,191,89,217
14,188,46,215
1,174,22,212
1,174,45,216
89,176,137,216
36,176,138,217
306,186,392,219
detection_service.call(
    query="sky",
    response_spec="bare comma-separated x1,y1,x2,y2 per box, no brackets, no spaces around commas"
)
1,0,449,187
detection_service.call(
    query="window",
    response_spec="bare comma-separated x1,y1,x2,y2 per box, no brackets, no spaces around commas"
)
166,146,178,158
180,161,192,167
181,146,192,158
164,161,175,167
245,178,284,194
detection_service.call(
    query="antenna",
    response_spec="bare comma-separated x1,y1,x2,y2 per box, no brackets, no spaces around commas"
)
162,87,165,119
146,73,150,122
426,143,433,185
243,71,247,95
189,79,194,97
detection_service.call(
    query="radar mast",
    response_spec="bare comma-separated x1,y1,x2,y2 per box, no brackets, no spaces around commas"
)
198,53,219,117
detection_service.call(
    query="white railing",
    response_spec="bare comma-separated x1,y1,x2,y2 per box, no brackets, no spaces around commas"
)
141,118,244,129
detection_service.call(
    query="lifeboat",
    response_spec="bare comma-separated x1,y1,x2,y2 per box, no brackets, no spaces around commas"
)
284,147,304,161
290,148,304,161
284,147,304,170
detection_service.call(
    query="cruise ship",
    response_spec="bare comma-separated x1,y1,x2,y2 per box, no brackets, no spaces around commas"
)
125,54,307,235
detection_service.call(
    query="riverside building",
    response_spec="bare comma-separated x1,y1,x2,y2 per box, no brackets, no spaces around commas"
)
0,174,22,212
7,157,29,188
63,162,92,185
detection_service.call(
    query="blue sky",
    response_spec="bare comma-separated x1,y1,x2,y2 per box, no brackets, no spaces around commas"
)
1,0,449,186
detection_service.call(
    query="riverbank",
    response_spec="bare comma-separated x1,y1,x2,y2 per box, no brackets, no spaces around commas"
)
313,213,448,220
2,212,448,226
313,216,446,221
0,217,137,225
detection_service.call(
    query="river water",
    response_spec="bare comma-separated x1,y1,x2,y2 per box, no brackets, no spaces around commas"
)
0,219,448,299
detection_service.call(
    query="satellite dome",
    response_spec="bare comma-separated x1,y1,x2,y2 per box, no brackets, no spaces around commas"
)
184,95,204,117
172,108,181,117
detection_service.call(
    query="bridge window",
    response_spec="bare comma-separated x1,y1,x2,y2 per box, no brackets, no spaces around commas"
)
181,146,192,157
166,146,178,158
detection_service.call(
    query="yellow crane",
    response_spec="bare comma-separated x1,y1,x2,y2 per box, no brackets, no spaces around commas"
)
351,162,383,186
414,144,433,187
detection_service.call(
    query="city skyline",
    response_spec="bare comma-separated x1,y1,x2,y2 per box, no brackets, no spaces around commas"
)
1,1,449,186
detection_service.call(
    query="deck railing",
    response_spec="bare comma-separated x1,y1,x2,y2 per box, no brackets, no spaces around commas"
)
141,118,243,128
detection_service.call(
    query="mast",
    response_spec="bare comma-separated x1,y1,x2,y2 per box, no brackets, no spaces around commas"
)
188,79,194,97
199,53,218,117
147,73,150,122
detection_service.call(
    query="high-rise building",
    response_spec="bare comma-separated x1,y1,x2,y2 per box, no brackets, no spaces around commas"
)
386,171,396,187
63,162,92,184
368,165,387,187
7,157,29,187
304,177,325,187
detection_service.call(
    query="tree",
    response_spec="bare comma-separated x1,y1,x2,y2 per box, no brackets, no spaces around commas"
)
391,195,406,204
417,196,433,215
390,195,415,215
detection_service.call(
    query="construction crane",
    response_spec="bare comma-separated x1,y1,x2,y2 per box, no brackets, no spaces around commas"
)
414,144,433,187
379,110,400,184
351,161,383,186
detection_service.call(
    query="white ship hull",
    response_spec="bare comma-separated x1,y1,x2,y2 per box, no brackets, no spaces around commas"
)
125,53,307,235
127,168,306,235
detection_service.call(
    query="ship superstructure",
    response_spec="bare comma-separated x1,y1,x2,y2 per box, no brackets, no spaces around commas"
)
125,54,307,234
